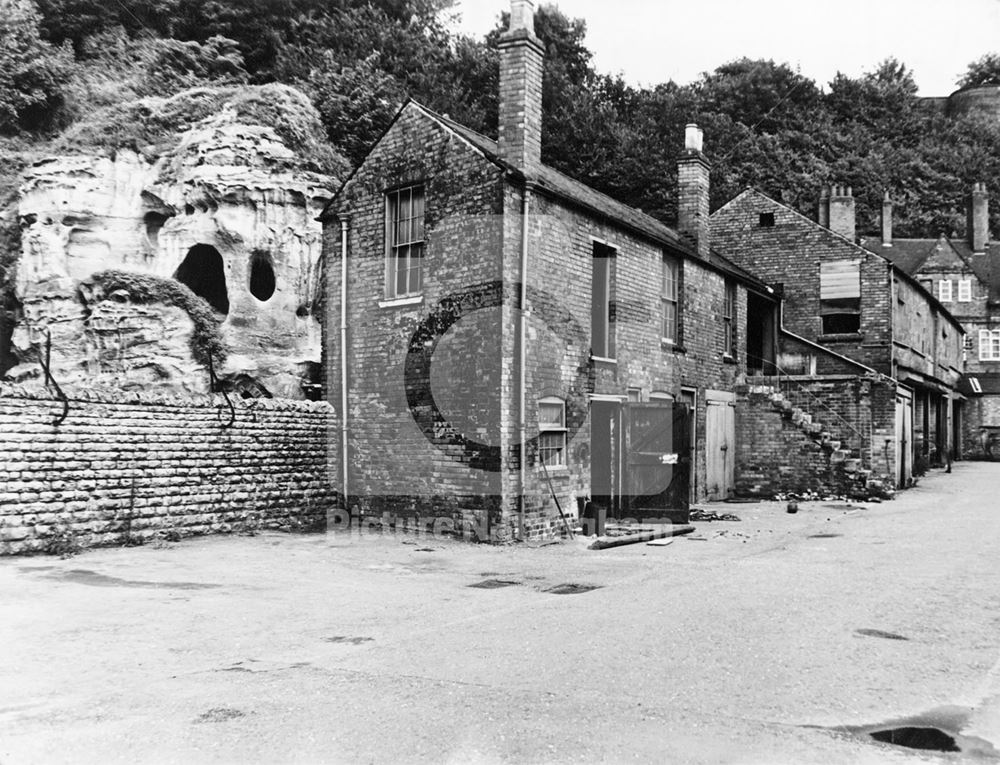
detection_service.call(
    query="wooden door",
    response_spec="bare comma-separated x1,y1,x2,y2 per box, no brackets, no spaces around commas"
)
705,390,735,500
895,389,913,488
624,403,691,520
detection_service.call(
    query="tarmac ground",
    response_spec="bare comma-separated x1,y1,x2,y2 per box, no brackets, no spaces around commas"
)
3,462,1000,763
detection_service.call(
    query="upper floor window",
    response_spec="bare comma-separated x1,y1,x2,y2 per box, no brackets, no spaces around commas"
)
938,279,953,302
980,329,1000,361
820,259,860,334
662,255,680,343
591,242,616,359
723,281,737,357
537,397,567,468
386,185,425,298
958,279,972,302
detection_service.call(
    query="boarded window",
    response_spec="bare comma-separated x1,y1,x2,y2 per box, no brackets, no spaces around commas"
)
592,242,615,358
538,397,567,467
662,255,680,343
820,259,860,334
386,185,425,298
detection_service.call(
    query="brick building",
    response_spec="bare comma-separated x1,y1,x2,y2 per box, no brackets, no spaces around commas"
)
712,186,965,490
319,0,780,539
868,185,1000,458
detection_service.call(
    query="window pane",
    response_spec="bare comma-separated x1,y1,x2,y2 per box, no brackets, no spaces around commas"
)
411,188,425,241
539,432,566,466
407,243,423,294
395,247,409,296
662,258,677,299
663,300,676,341
539,402,564,427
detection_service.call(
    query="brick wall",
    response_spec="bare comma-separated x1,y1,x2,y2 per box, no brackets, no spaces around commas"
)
712,190,894,373
323,102,508,536
735,376,897,497
0,386,337,555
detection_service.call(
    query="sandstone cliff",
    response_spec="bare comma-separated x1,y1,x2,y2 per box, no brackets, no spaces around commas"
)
8,84,342,399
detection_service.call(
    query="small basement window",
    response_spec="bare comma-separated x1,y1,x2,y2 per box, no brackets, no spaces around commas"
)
758,212,775,227
174,243,229,315
538,397,567,468
249,251,276,301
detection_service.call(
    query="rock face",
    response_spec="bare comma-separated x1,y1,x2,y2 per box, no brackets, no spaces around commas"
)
11,88,336,398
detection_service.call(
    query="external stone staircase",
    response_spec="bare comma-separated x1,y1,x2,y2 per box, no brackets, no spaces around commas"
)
752,384,870,483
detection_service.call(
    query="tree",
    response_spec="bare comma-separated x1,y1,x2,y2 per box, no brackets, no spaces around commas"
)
0,0,73,133
958,53,1000,89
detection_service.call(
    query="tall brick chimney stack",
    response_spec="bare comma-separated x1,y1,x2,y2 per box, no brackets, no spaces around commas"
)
881,190,893,246
828,185,856,241
968,182,989,253
497,0,544,172
677,124,711,259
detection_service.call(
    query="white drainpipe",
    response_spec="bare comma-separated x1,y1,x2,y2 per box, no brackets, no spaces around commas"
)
340,219,350,510
518,187,531,541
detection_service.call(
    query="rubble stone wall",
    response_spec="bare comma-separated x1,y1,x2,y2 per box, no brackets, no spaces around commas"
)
0,386,337,555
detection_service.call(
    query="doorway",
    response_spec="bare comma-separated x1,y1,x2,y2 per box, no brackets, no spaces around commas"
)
590,400,621,519
705,390,736,500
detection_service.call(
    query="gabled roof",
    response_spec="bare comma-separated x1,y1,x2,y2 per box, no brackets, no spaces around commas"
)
711,187,965,333
325,99,771,292
870,233,998,292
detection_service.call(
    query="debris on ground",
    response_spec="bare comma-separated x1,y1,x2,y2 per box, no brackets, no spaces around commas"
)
689,508,741,522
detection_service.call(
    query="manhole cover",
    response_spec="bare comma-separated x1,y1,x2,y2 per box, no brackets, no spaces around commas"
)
545,583,601,595
468,579,520,589
856,628,909,641
870,726,960,752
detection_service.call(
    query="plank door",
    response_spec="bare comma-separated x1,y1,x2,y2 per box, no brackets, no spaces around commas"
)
705,390,736,500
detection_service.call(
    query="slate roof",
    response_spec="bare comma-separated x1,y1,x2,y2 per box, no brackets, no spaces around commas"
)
344,100,771,291
870,234,999,294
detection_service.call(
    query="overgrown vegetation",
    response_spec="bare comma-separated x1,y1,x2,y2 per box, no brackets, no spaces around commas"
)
82,270,227,369
0,0,998,237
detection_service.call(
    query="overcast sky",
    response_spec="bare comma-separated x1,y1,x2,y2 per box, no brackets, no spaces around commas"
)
451,0,1000,96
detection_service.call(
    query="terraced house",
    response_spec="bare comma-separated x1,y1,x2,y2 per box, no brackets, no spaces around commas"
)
320,0,780,540
712,186,965,491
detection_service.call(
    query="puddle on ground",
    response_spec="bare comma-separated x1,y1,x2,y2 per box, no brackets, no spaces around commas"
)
831,705,1000,757
41,569,219,590
855,627,909,641
468,579,520,589
545,583,601,595
809,533,842,539
325,636,374,645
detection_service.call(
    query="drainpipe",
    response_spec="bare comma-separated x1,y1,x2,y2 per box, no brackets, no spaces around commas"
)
518,187,531,541
340,219,350,514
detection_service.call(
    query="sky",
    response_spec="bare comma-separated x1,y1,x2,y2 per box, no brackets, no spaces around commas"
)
450,0,1000,96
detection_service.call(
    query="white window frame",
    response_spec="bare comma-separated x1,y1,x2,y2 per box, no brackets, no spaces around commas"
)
970,377,983,394
938,279,953,302
979,329,1000,361
958,279,972,302
819,259,861,334
385,184,425,299
537,397,567,468
662,255,680,343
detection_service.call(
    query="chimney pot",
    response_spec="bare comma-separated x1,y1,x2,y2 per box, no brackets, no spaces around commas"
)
818,187,830,228
684,123,703,153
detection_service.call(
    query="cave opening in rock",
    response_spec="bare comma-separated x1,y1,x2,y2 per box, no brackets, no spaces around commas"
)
249,251,276,301
174,244,229,315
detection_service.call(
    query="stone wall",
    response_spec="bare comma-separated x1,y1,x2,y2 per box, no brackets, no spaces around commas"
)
0,385,337,555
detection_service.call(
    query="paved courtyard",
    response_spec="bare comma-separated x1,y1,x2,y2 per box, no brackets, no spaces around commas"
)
3,463,1000,763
